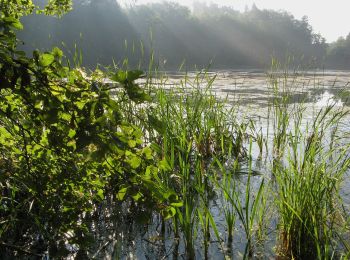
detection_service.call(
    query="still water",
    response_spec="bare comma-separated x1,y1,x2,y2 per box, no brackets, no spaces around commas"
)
95,70,350,259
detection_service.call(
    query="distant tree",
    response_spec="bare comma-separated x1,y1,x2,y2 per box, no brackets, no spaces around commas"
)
326,33,350,68
19,0,139,67
17,1,338,69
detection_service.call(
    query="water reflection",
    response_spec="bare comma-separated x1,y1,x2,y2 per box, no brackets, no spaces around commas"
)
96,70,350,259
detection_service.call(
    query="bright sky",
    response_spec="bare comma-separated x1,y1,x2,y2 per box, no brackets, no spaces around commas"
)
124,0,350,43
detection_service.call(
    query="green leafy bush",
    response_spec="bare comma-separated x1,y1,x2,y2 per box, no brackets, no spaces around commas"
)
0,2,181,257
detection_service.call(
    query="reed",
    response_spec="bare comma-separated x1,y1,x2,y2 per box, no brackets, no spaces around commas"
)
214,139,265,258
267,69,350,258
137,70,247,258
113,67,350,258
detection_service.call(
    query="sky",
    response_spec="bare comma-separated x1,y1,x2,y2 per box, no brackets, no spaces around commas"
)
122,0,350,43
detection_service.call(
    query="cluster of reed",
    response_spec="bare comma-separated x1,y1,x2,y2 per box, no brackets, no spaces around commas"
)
114,67,350,259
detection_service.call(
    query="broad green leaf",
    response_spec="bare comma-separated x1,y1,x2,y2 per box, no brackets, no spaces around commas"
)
4,17,23,30
67,140,76,150
117,187,128,200
68,129,76,138
97,189,104,200
159,159,171,171
121,125,134,135
142,146,153,160
131,192,142,201
39,53,55,67
145,165,158,177
76,101,86,110
127,155,142,169
52,47,63,58
0,127,12,139
34,101,43,109
128,139,137,148
60,112,72,122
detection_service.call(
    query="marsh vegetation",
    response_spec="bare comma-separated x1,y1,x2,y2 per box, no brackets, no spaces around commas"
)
1,1,350,259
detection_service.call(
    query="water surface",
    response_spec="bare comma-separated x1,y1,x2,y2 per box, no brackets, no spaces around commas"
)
97,70,350,259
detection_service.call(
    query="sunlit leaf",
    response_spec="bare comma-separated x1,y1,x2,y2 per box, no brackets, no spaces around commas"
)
39,53,55,67
117,187,128,200
97,189,104,200
170,202,183,207
68,129,76,138
142,146,153,160
52,47,63,58
163,207,176,220
131,191,142,201
127,155,142,169
159,159,171,171
4,17,23,30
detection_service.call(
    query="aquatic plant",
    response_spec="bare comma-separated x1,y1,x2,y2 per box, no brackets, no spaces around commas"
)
266,66,350,258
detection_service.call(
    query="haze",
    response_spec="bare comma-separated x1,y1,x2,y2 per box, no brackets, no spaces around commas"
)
19,0,350,69
129,0,350,43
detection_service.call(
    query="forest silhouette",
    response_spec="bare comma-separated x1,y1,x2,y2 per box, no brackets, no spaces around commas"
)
19,0,350,69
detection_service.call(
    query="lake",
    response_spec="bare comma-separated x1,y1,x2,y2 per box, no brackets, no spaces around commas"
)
94,69,350,259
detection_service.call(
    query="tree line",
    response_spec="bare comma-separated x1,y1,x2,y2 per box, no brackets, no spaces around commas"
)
18,0,350,70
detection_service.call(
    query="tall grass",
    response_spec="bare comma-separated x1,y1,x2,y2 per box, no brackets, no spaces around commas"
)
214,139,265,258
137,71,247,258
267,66,350,258
275,106,349,258
106,66,350,259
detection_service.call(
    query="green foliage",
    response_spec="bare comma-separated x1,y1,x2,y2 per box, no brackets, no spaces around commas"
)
326,33,350,69
0,4,181,257
2,1,350,259
267,70,350,258
0,0,71,17
274,107,350,258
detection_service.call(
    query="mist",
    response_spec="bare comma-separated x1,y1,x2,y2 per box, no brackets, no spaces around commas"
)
18,0,350,69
